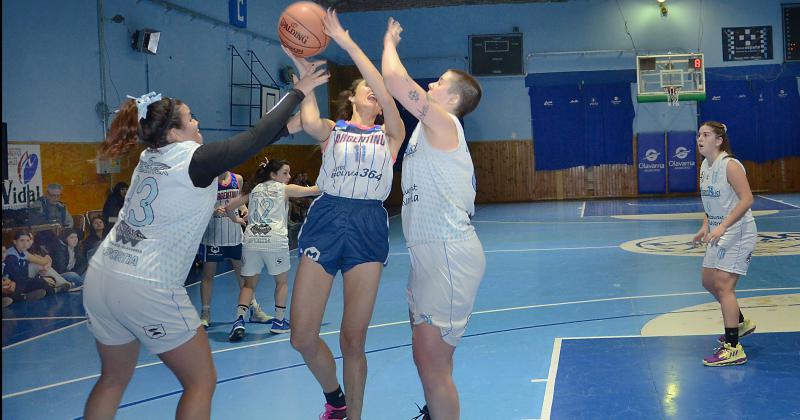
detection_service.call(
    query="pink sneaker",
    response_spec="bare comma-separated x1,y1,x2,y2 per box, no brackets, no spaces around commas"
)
319,403,347,420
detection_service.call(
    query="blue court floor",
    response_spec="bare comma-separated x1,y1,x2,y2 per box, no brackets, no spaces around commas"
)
3,194,799,419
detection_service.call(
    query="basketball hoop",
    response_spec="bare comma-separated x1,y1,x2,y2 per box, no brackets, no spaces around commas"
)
664,86,681,107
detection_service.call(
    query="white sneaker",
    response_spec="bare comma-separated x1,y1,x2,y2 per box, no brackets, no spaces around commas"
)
249,305,274,324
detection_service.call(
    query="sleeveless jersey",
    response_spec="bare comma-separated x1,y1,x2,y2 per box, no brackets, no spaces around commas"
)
201,172,243,247
243,180,289,251
700,152,756,242
317,120,393,201
90,141,217,288
401,114,477,246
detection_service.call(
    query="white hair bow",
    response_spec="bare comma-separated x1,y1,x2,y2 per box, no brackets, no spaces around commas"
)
126,92,162,120
721,123,727,132
259,156,270,168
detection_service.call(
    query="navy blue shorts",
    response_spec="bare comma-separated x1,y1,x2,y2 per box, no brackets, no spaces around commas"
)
198,244,242,263
298,194,389,276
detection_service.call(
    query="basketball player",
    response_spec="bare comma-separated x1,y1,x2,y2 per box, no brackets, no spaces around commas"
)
81,66,328,419
382,17,484,420
198,170,272,328
224,158,320,341
283,9,405,420
693,121,757,367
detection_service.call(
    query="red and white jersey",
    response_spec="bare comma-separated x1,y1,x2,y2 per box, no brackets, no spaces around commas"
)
201,172,243,247
317,120,394,201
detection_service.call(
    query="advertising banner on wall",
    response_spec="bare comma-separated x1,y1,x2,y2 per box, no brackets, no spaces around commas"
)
667,132,698,192
637,133,666,194
2,144,43,209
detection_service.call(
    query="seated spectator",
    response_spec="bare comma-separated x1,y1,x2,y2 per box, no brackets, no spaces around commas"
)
102,181,128,232
3,245,46,307
83,216,107,259
51,228,87,291
27,231,74,292
3,233,57,297
31,183,74,228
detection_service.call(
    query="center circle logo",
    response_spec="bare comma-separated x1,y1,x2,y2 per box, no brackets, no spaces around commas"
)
674,146,690,159
620,232,799,257
644,149,660,162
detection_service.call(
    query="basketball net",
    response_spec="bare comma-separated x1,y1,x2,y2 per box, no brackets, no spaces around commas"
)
664,86,681,107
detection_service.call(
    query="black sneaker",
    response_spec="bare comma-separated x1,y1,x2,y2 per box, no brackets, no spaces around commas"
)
228,316,246,342
412,403,431,420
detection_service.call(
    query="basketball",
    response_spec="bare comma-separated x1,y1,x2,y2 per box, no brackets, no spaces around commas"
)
278,2,329,58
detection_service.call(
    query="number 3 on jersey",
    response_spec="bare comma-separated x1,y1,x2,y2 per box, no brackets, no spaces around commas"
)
127,175,159,227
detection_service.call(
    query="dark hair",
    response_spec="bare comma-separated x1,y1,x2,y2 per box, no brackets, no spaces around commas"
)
100,97,184,158
334,79,384,126
446,69,482,117
111,181,129,197
13,231,32,241
243,158,289,194
60,228,80,243
700,120,734,157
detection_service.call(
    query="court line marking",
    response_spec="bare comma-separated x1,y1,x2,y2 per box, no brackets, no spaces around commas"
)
471,214,800,224
388,245,620,257
4,286,798,400
530,378,548,383
2,316,88,321
579,201,586,218
758,194,800,209
540,337,562,420
2,320,87,352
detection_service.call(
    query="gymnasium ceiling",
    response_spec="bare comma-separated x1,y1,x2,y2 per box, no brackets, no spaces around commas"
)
322,0,567,13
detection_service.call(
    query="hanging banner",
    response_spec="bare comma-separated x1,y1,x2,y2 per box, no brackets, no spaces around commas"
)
2,144,43,209
637,133,666,194
667,131,698,193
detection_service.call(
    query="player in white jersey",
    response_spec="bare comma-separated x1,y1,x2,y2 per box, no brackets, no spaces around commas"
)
81,65,329,419
197,171,272,328
223,158,320,340
283,10,405,420
383,18,484,419
693,121,758,367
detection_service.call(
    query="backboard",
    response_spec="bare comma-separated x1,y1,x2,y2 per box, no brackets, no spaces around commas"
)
636,53,706,105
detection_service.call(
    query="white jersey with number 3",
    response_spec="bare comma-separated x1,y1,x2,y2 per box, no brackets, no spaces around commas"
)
699,152,756,247
90,142,217,288
317,120,394,201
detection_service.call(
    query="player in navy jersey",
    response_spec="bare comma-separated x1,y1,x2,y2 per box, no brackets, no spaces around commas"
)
284,9,405,420
693,121,757,367
197,171,272,328
383,17,484,419
81,65,328,419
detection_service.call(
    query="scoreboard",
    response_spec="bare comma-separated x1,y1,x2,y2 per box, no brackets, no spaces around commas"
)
722,26,773,61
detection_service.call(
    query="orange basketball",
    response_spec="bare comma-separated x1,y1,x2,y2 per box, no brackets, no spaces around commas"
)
278,2,330,58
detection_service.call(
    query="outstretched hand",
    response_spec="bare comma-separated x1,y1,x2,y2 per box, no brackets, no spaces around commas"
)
323,9,355,49
384,17,403,47
282,46,326,78
292,64,330,98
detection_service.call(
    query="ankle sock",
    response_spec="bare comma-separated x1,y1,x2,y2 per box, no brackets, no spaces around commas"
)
738,310,745,324
725,327,739,346
236,304,248,319
324,385,346,407
275,305,286,321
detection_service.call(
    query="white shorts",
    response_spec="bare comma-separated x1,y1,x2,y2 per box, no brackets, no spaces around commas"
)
702,229,757,275
82,267,200,355
406,234,485,347
241,248,291,276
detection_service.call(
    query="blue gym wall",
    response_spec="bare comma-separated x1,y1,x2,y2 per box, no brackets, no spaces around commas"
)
2,0,794,144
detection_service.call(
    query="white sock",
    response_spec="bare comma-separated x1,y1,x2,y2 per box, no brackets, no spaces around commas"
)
250,296,259,309
275,305,286,321
236,304,248,319
201,305,210,315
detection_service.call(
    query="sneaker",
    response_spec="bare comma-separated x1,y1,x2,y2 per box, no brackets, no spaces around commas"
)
412,404,431,420
228,316,246,342
270,318,290,334
319,403,347,420
249,305,274,324
703,342,747,366
200,312,210,329
717,319,756,344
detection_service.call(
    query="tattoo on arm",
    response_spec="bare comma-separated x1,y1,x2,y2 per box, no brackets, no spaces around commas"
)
416,102,430,121
408,91,419,102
